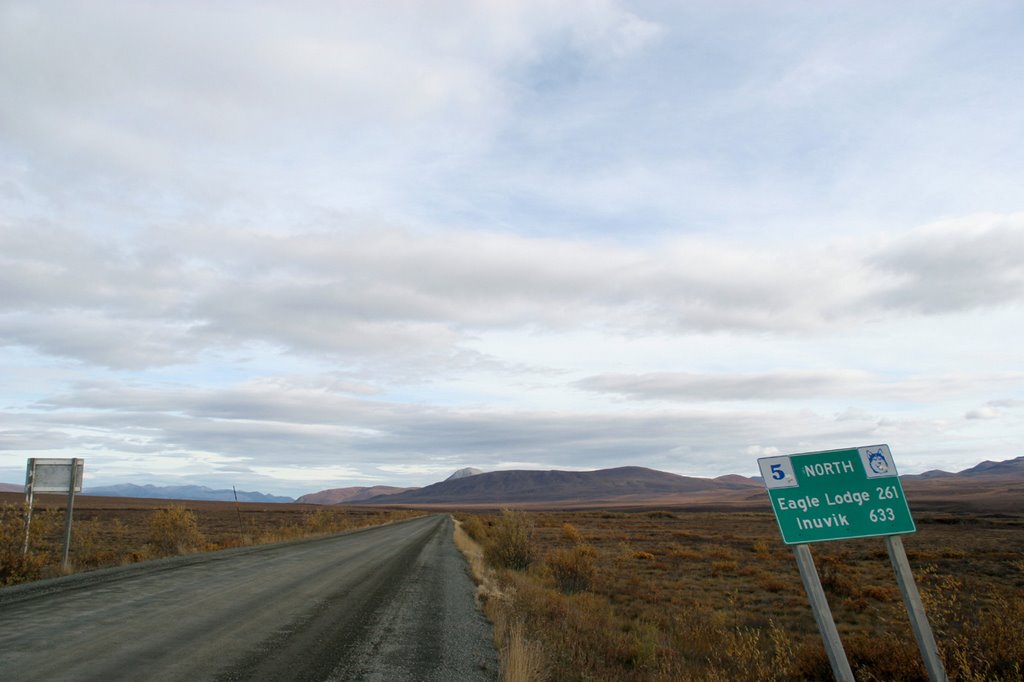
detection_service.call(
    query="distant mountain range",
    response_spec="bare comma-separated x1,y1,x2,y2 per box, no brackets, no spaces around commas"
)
349,457,1024,510
357,466,760,507
295,486,418,505
3,456,1021,510
82,484,294,504
899,455,1024,513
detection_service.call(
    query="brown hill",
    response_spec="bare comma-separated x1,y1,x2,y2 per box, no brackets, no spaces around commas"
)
957,455,1024,477
713,474,760,487
895,455,1024,513
0,482,22,494
903,455,1024,481
901,456,1024,513
359,466,756,507
295,485,417,505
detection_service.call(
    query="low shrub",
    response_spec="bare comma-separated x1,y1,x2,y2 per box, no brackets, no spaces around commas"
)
461,515,488,543
710,559,738,576
1,505,64,583
759,572,788,593
1,504,46,584
485,510,536,571
922,568,1024,681
861,583,899,602
817,554,853,596
561,522,583,545
547,544,596,594
792,631,927,681
304,509,352,533
148,507,204,557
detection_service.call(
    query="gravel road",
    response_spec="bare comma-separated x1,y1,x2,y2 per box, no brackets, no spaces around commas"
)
0,514,497,681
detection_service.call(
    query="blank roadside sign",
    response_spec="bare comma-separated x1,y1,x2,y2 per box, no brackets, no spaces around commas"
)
27,458,84,493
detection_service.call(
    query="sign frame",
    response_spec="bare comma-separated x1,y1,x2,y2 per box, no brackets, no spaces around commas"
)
26,458,84,493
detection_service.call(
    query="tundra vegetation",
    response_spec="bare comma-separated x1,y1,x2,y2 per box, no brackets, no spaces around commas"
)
0,496,425,585
458,509,1024,682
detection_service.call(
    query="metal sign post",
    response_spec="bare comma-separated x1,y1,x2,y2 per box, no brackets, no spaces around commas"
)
22,459,36,556
60,458,80,570
886,535,948,681
793,544,855,681
232,485,247,539
759,445,947,682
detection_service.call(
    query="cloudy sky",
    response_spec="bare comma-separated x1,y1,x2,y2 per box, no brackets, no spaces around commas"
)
2,1,1023,497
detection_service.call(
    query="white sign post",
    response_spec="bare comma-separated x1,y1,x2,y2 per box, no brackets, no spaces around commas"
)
792,543,854,681
886,535,947,682
23,458,84,570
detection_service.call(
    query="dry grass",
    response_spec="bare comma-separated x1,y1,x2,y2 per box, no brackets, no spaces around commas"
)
454,516,547,682
458,508,1024,681
500,620,548,682
0,504,62,584
452,518,490,596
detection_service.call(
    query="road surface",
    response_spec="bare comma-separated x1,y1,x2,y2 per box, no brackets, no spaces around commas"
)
0,514,497,681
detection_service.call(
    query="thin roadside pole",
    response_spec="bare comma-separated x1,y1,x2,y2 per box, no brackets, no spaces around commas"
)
885,535,948,682
233,486,246,541
22,458,36,556
793,544,855,682
60,458,80,570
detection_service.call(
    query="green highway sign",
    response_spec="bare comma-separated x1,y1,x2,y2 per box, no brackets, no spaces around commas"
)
758,444,916,545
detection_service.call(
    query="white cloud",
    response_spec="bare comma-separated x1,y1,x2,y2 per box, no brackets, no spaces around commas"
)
4,214,1023,369
965,407,999,420
377,463,460,477
0,312,202,369
868,214,1024,314
575,368,1024,404
250,465,375,483
575,370,872,401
